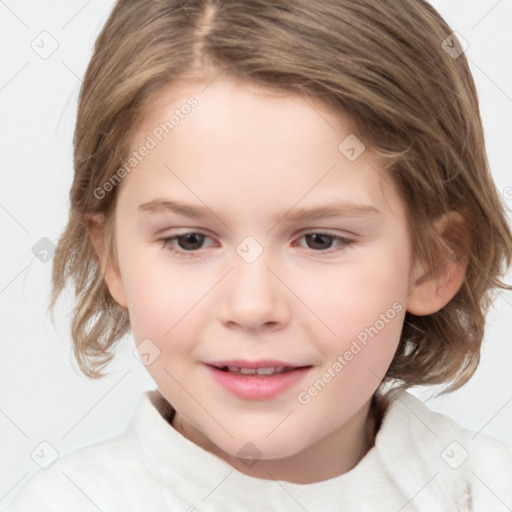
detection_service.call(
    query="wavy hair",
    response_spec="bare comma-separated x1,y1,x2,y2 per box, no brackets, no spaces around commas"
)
50,0,512,396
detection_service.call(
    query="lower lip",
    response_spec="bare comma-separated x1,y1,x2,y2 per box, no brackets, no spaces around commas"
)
205,365,311,400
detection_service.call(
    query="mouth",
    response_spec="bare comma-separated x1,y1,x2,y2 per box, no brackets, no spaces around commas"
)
211,365,307,375
204,360,313,400
207,359,312,375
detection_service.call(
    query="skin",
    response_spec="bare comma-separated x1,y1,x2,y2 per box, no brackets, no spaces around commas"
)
87,76,468,484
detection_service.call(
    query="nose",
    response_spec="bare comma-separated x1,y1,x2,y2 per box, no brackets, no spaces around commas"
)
217,247,290,332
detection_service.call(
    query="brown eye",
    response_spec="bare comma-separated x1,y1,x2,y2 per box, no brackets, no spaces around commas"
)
159,232,213,257
304,233,336,250
298,233,355,254
174,233,206,251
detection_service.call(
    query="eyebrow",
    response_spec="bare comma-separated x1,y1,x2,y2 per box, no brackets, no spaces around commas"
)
138,199,381,222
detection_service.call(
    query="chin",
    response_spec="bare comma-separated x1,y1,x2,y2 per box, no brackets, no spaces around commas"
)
213,429,310,463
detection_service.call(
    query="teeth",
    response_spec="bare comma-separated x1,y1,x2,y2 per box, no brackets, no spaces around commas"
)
240,367,257,375
223,366,290,375
256,367,277,375
257,366,288,375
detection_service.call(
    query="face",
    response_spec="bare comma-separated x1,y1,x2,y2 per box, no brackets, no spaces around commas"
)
105,76,417,479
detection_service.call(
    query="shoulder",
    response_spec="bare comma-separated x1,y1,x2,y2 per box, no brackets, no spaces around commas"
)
392,390,512,466
457,420,512,511
9,431,140,511
377,389,512,511
8,390,169,512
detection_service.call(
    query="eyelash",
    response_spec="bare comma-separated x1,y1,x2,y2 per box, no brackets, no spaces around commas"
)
158,231,356,258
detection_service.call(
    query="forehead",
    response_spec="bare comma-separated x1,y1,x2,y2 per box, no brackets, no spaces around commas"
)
133,75,356,146
121,77,402,220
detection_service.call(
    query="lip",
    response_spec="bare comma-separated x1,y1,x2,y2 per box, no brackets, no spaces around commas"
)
207,359,304,369
204,360,312,400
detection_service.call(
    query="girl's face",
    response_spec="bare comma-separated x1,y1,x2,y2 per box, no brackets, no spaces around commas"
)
109,76,417,481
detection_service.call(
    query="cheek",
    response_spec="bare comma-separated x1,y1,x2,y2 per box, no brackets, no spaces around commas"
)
120,250,211,352
299,237,410,378
304,240,409,331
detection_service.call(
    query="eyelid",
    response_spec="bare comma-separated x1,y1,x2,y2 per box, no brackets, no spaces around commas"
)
156,228,357,243
157,229,358,258
156,226,359,239
294,227,359,239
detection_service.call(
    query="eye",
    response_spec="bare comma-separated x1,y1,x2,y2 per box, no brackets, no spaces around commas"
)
159,232,214,257
296,232,355,254
158,231,355,258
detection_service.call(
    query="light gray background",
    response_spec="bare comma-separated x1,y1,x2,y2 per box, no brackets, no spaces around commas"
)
1,0,511,508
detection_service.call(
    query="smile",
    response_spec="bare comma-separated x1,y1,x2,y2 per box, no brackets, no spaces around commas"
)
205,361,313,400
216,366,298,375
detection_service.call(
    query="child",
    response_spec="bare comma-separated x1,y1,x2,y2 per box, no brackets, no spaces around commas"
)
10,0,512,510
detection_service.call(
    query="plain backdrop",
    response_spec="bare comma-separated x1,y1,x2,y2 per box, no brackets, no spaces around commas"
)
1,0,511,508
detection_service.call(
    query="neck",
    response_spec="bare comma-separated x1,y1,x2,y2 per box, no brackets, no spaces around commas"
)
171,395,383,484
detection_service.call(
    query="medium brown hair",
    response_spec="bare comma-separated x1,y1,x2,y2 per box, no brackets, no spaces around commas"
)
50,0,512,395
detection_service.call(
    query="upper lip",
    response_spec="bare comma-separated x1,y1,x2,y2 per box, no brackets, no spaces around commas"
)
206,360,310,369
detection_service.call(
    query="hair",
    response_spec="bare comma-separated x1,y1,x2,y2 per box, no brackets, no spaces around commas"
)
50,0,512,398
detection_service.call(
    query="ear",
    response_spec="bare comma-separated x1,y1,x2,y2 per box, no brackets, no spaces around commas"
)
84,213,128,310
406,211,471,315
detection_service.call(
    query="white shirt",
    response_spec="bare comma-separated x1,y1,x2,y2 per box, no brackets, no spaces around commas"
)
9,388,512,511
